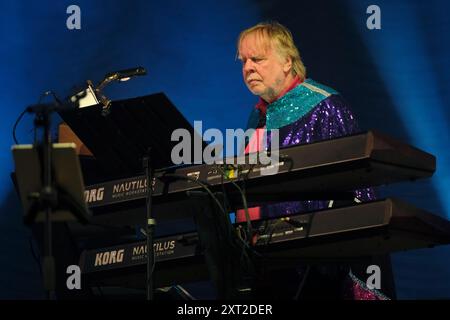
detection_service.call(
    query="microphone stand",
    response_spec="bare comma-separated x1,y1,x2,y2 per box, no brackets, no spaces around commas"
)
143,148,156,300
25,103,58,299
25,98,82,300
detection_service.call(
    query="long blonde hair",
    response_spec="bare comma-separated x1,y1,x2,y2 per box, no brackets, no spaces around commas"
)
237,21,306,80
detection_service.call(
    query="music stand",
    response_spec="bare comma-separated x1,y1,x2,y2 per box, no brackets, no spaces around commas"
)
57,92,206,178
12,143,90,224
12,143,90,298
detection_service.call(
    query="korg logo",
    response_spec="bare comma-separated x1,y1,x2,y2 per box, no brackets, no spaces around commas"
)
85,187,105,203
94,249,124,266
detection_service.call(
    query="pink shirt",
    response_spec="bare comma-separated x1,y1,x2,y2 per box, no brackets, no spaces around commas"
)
236,75,303,222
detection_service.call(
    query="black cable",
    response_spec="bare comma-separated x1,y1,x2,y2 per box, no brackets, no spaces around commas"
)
159,173,245,270
161,174,227,218
12,90,62,145
220,167,229,223
215,164,253,244
216,166,254,272
159,173,257,264
214,162,277,259
12,108,29,144
236,164,255,239
217,162,270,252
162,172,262,296
209,164,266,285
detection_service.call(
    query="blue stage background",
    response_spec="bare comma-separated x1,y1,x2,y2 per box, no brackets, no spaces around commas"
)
0,0,449,299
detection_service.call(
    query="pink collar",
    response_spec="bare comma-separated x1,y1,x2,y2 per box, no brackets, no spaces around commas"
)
255,75,303,116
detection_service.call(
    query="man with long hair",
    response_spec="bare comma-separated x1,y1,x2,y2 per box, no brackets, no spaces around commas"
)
236,21,395,300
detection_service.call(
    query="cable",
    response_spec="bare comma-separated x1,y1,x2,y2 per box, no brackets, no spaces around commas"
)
215,162,279,254
215,164,253,239
12,108,29,144
12,90,61,144
220,167,230,223
157,173,245,277
217,166,253,268
161,174,227,219
215,162,274,262
159,173,258,265
161,171,262,288
212,163,268,283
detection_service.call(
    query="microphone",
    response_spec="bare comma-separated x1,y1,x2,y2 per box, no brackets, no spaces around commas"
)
104,66,147,82
95,66,148,116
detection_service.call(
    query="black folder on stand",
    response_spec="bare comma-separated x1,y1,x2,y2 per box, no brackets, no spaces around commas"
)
58,93,206,179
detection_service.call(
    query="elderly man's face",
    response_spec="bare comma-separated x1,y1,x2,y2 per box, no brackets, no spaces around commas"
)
238,33,292,103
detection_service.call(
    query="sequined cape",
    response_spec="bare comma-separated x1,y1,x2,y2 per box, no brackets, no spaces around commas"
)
245,79,394,300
